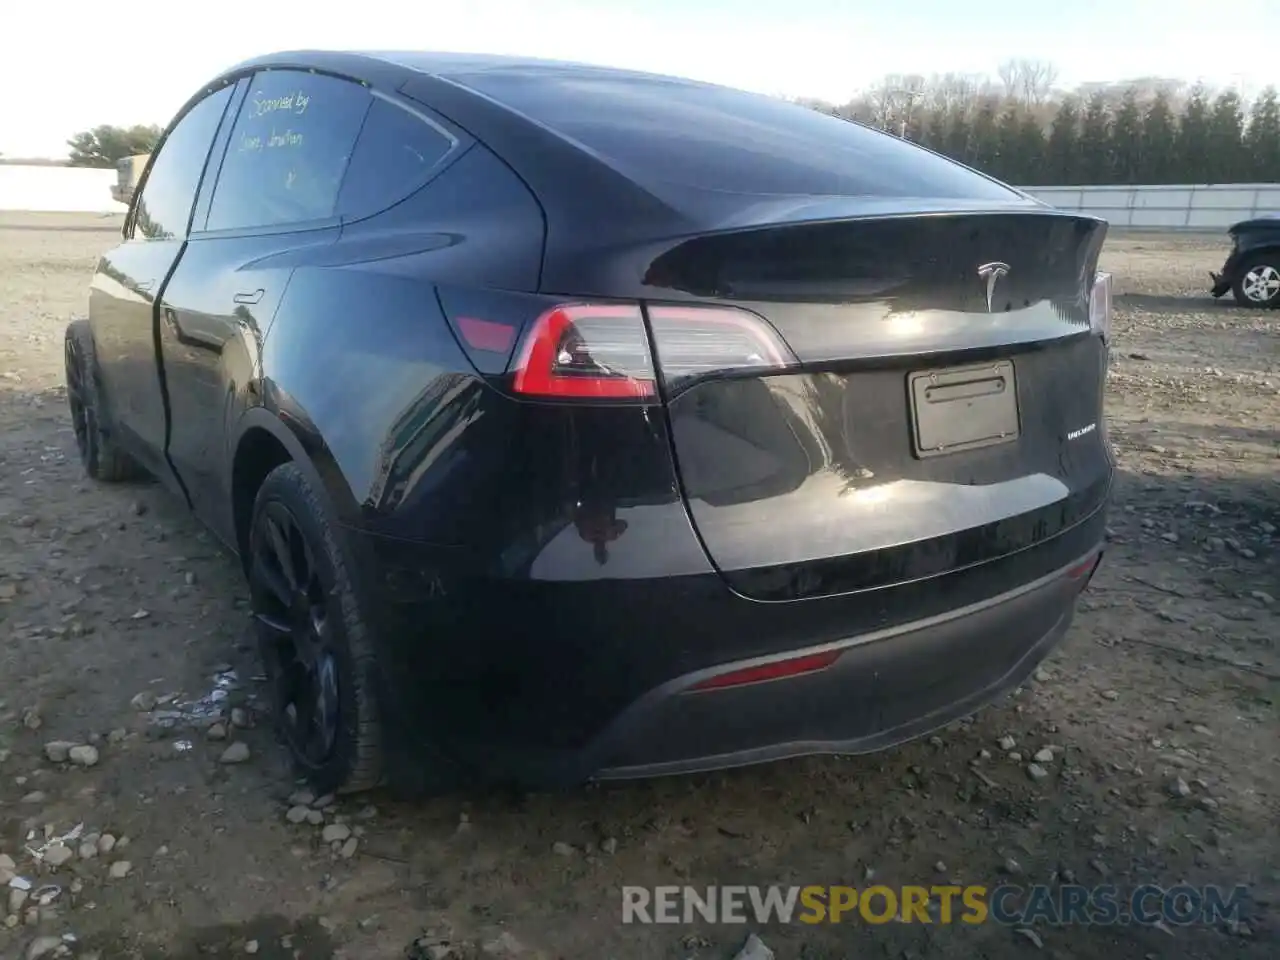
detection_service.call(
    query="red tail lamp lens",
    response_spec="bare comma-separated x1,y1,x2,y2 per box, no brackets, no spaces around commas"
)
510,305,656,399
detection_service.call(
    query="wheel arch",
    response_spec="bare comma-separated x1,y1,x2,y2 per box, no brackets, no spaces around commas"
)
229,407,363,568
1238,236,1280,261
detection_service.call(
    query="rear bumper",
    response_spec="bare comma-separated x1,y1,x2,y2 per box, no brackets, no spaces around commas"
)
1210,249,1242,297
356,506,1105,787
588,549,1099,780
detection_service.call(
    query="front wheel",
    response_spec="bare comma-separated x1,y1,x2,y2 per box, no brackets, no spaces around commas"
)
248,462,384,794
64,319,146,482
1232,256,1280,308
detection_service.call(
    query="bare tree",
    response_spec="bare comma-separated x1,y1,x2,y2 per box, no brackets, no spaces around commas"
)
919,72,997,119
864,81,896,129
861,74,928,134
889,74,927,136
997,60,1020,102
997,58,1060,109
1024,60,1059,107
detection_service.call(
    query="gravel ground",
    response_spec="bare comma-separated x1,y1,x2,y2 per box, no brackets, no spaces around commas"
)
0,213,1277,960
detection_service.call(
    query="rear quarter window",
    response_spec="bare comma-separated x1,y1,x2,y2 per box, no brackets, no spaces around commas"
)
337,97,460,220
450,72,1018,201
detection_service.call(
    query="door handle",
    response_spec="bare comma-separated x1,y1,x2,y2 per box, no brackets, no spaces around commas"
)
233,289,265,306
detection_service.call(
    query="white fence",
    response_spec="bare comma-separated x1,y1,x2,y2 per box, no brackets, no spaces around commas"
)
0,165,125,214
1021,183,1280,230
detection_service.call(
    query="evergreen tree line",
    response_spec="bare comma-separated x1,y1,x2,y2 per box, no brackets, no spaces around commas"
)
918,87,1280,186
805,67,1280,186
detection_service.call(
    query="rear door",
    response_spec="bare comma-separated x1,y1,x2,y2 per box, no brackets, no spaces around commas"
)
89,82,236,482
159,69,370,538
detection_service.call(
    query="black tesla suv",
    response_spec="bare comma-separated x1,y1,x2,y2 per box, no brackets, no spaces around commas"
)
65,50,1114,794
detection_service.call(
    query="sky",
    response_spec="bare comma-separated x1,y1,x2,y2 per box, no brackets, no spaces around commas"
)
3,0,1278,159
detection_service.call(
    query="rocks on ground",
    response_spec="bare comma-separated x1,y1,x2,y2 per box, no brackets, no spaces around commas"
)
107,860,132,879
733,933,775,960
218,742,250,764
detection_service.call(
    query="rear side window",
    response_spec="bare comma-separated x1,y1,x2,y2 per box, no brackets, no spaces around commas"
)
338,97,458,219
206,70,371,231
450,72,1018,201
133,84,234,240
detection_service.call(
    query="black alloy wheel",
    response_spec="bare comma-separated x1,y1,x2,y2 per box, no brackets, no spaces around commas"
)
63,319,145,482
65,331,92,464
248,462,383,793
252,499,341,767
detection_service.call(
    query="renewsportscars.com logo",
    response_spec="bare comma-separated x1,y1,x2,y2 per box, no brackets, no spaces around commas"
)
622,884,1249,927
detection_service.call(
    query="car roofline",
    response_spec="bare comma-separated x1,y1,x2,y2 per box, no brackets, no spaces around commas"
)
1229,215,1280,233
208,49,728,94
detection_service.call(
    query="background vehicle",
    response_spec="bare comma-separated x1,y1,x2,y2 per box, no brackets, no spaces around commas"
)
1210,214,1280,308
111,153,150,206
65,51,1114,796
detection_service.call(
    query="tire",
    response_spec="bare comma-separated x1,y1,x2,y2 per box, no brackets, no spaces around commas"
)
1231,254,1280,309
248,462,384,794
63,319,147,482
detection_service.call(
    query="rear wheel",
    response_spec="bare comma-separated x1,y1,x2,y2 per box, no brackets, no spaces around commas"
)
63,319,146,482
248,462,384,794
1232,255,1280,308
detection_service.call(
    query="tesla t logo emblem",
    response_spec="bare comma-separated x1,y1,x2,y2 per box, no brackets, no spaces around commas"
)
977,261,1011,313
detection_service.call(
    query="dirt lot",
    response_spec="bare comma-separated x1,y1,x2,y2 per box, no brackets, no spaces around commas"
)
0,213,1277,960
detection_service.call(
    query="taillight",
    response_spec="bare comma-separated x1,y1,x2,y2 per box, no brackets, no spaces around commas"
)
508,302,796,400
510,304,657,399
1089,271,1112,342
647,305,795,393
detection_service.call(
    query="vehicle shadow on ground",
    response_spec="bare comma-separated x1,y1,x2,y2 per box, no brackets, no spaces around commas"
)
82,916,335,960
1116,293,1233,312
1113,420,1280,451
1105,465,1278,597
1116,292,1271,316
1162,420,1280,452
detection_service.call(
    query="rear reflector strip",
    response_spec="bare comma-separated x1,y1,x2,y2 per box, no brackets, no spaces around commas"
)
690,554,1099,694
1065,553,1099,580
688,649,841,692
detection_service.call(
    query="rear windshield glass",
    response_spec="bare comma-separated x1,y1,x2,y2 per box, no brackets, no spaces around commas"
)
450,72,1019,201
